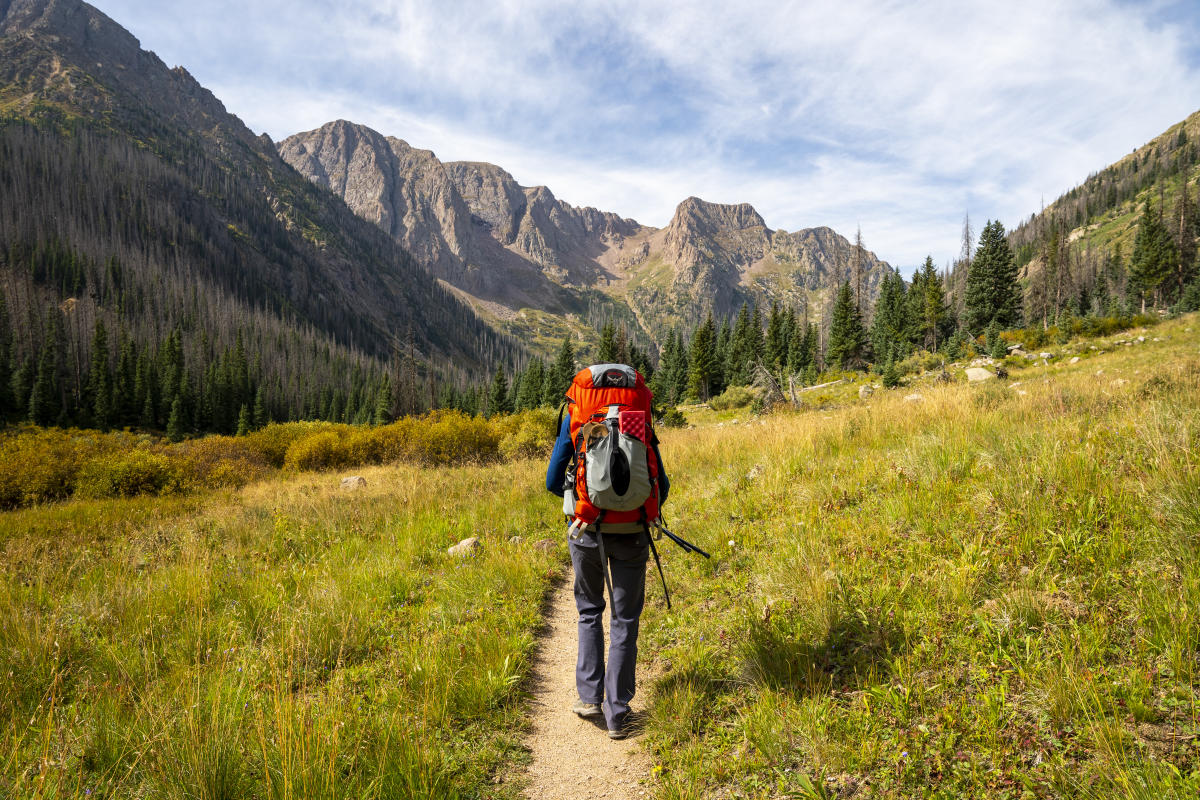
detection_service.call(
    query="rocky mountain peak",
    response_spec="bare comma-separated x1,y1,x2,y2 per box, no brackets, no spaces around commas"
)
668,196,769,237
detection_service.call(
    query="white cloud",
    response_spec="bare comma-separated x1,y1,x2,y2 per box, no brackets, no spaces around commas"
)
94,0,1200,267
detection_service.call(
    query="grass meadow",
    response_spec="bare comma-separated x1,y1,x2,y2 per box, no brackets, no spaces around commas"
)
1,314,1198,798
640,314,1200,798
1,456,562,799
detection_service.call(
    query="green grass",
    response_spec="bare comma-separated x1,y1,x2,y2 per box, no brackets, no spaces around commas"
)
0,460,564,799
3,315,1199,798
638,313,1200,798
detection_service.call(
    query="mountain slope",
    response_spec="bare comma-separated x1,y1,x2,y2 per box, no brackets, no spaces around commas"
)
1007,108,1200,316
278,121,892,349
0,0,516,429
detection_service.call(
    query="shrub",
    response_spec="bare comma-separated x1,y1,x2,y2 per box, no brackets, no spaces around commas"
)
283,431,351,472
897,350,943,376
169,436,272,491
244,422,335,467
658,407,688,428
709,386,757,411
498,409,557,461
75,450,177,499
0,427,115,509
414,411,500,465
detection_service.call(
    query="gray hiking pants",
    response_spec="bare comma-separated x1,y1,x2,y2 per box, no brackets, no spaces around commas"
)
569,528,649,730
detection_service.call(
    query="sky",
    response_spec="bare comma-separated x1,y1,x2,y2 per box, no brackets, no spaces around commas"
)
90,0,1200,271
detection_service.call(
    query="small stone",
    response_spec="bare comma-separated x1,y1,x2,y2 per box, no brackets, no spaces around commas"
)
1039,352,1053,359
448,537,481,557
1137,336,1146,342
903,393,923,402
509,535,524,544
1069,356,1080,364
965,367,995,383
340,476,367,490
858,384,874,399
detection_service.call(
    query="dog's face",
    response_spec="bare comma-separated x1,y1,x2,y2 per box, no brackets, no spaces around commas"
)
581,420,609,447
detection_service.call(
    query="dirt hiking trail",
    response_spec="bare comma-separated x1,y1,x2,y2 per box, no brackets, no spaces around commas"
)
522,581,656,800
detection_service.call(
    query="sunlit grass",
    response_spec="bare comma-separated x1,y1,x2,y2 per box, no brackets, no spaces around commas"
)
642,313,1200,798
0,458,562,798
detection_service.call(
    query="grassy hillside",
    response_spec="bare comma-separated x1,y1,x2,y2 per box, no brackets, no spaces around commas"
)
1010,108,1199,274
640,313,1200,798
2,314,1198,798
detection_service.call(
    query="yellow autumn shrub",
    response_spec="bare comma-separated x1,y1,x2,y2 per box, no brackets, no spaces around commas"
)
75,450,177,499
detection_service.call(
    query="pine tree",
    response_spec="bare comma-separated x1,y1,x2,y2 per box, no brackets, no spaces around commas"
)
729,303,755,385
253,385,269,428
765,302,785,374
167,394,186,442
649,333,677,404
488,366,512,417
827,281,866,370
236,403,251,436
909,256,950,351
966,220,1020,332
29,315,62,426
372,375,392,425
516,359,545,409
869,269,909,363
86,319,112,429
687,313,718,401
0,290,13,418
598,322,618,362
1129,199,1176,311
544,336,576,407
880,346,900,389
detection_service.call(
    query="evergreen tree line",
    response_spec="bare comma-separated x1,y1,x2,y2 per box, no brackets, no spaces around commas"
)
0,285,402,436
649,301,820,404
1022,185,1199,326
457,321,659,418
0,118,521,397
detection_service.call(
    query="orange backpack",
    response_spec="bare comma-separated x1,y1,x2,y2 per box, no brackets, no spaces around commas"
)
562,364,660,529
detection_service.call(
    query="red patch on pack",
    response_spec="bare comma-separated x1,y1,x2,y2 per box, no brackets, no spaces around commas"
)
619,410,646,443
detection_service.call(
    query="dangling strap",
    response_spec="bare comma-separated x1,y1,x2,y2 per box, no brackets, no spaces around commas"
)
646,525,671,611
595,528,616,609
554,400,568,439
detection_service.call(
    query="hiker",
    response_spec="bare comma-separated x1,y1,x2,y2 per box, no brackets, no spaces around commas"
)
545,363,669,740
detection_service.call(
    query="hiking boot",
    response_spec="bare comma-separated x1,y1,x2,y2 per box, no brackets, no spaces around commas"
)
607,714,630,740
572,700,602,719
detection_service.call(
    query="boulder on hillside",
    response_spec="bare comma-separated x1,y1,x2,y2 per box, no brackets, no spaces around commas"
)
965,367,995,383
340,475,367,490
858,385,874,399
448,537,481,557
